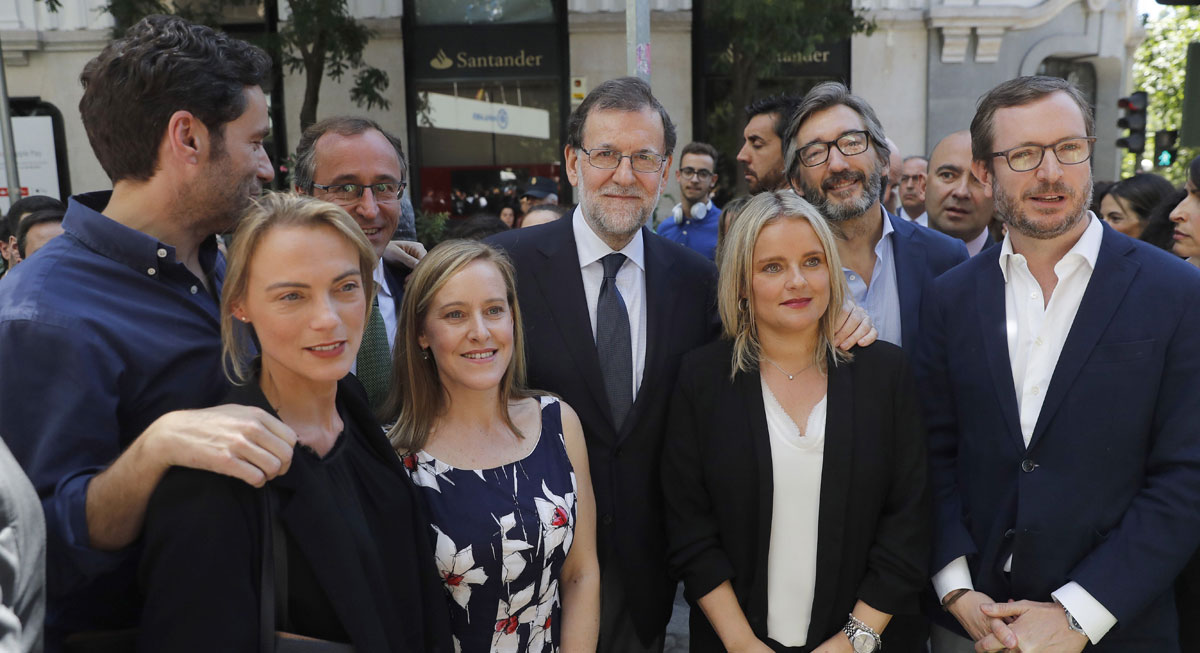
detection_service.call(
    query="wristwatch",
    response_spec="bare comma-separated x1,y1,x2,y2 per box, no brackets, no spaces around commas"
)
1055,599,1088,638
842,614,882,653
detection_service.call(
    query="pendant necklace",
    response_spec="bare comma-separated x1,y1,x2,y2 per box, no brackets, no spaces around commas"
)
762,357,816,381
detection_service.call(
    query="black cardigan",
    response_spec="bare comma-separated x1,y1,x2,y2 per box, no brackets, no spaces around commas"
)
137,375,453,652
662,339,931,652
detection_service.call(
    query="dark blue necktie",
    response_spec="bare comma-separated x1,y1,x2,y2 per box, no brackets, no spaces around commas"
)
596,253,633,429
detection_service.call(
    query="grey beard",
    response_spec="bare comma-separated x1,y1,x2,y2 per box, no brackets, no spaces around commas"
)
802,169,883,223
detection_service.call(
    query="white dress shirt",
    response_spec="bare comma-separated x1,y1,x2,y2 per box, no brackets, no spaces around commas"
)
842,207,902,347
762,378,825,647
572,207,648,397
965,228,991,257
932,215,1115,644
896,205,929,227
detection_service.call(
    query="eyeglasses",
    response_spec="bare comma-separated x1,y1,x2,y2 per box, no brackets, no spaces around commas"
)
578,147,668,173
311,181,407,205
795,130,871,168
679,167,714,181
990,137,1096,172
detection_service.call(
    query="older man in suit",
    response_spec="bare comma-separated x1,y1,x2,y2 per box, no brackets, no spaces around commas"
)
917,76,1200,653
488,77,715,652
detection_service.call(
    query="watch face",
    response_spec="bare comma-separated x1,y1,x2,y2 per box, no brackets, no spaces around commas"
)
852,631,877,653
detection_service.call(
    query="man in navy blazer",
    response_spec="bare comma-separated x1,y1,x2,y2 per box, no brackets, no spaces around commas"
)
916,76,1200,653
783,82,967,353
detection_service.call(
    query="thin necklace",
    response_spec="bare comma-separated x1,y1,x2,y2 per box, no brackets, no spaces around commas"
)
762,356,816,381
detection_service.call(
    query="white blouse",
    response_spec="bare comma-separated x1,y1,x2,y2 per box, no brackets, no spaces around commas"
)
761,376,827,647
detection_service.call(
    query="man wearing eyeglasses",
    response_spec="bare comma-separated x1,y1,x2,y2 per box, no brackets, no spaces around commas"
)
293,116,411,411
784,81,967,353
915,76,1200,653
656,141,722,261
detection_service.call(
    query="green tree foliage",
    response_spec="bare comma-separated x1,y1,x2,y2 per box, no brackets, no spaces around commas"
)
40,0,389,133
1130,7,1200,184
700,0,874,195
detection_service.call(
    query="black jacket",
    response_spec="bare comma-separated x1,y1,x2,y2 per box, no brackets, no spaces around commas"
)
662,339,931,652
137,376,453,652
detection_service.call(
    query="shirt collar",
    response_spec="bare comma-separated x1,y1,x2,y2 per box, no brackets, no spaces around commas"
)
998,211,1103,283
966,227,991,257
572,205,646,271
372,257,391,298
875,205,896,257
63,191,220,278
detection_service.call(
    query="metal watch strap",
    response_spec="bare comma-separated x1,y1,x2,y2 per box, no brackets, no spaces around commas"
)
1055,599,1088,637
842,613,882,652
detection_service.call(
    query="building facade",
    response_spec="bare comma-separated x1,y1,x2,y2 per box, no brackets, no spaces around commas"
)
0,0,1144,211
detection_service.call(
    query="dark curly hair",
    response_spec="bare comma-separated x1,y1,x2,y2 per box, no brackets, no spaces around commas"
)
79,14,272,183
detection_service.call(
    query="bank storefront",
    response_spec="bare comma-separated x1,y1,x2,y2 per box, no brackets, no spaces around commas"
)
403,0,570,218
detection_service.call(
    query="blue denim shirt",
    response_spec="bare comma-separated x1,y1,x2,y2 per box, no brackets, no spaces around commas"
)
0,192,228,646
656,203,722,262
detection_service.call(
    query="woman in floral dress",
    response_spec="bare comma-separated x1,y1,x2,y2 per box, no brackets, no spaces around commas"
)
386,240,600,652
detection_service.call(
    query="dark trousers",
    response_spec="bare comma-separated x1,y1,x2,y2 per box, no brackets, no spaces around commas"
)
599,570,666,653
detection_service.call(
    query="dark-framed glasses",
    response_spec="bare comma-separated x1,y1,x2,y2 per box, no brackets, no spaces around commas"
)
796,130,871,168
578,147,668,173
311,181,407,205
990,137,1096,172
679,167,714,181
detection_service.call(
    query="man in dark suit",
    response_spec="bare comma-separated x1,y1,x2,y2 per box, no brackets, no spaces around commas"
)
917,75,1200,653
926,130,995,257
293,116,412,411
487,77,717,652
783,82,968,353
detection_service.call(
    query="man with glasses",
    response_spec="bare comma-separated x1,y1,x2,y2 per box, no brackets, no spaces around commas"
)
293,116,411,411
784,81,967,352
916,76,1200,653
657,141,722,260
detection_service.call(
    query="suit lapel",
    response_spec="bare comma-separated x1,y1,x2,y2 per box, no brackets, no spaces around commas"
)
806,355,852,644
1028,229,1138,450
975,256,1025,452
734,366,774,621
531,218,618,439
618,229,676,442
889,213,927,352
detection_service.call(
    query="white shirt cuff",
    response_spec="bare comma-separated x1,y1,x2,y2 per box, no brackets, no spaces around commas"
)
1051,582,1117,645
932,556,974,603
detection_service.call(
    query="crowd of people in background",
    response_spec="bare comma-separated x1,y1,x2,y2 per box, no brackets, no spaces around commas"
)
0,11,1199,653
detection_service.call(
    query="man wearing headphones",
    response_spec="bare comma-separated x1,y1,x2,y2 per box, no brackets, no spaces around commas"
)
657,141,722,261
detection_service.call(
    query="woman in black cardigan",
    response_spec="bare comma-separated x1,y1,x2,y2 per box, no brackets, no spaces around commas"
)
662,191,930,653
137,194,452,652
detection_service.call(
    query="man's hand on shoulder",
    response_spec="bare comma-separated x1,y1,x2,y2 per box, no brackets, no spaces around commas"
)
141,404,297,487
834,300,877,350
974,601,1088,653
384,240,427,269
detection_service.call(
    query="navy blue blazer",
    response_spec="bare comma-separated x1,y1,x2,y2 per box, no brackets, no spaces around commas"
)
915,222,1200,650
885,210,968,351
486,216,720,642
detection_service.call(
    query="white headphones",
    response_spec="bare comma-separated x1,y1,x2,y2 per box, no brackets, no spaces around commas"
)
672,200,711,224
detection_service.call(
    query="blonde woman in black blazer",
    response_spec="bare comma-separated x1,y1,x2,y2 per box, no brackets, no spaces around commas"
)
662,191,930,653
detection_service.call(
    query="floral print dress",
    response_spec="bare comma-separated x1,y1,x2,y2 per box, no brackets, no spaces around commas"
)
403,396,577,653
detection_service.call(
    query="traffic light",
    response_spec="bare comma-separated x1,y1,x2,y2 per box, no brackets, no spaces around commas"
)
1155,130,1179,168
1117,91,1148,154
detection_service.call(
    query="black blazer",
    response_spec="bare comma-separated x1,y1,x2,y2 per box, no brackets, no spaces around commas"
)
662,339,931,653
486,216,720,640
137,376,453,653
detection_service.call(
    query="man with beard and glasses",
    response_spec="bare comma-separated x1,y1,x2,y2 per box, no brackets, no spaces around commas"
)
916,76,1200,653
784,81,967,352
737,95,800,194
0,16,294,650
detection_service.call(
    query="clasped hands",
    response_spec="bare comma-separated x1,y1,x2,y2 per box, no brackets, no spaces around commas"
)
947,591,1088,653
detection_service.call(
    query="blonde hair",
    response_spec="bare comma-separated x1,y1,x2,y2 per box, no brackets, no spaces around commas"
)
220,192,377,385
717,190,852,377
384,239,534,453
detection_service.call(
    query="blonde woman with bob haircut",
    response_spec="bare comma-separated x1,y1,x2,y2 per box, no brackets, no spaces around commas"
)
138,193,453,652
384,239,600,652
662,191,931,653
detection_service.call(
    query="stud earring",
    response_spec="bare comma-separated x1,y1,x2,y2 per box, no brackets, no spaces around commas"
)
421,349,430,360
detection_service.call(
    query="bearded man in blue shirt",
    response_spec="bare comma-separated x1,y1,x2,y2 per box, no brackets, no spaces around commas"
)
0,16,298,650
